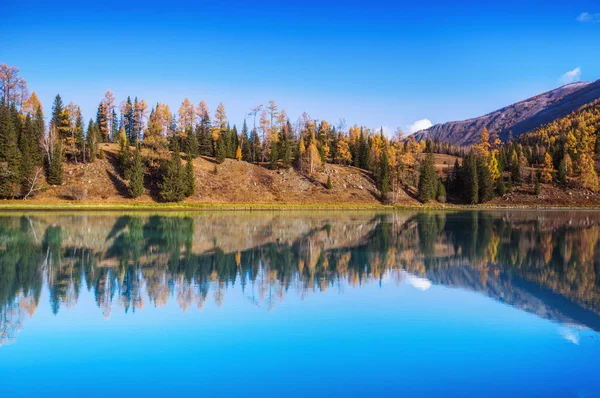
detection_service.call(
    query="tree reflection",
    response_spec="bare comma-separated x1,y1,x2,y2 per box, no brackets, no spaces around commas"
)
1,211,600,345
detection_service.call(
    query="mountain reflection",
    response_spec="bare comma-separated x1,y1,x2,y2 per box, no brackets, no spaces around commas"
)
1,211,600,346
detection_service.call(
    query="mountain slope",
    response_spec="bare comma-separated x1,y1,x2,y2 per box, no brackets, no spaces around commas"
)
414,80,600,146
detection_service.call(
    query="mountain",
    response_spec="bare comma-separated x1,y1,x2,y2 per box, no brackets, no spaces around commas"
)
413,80,600,146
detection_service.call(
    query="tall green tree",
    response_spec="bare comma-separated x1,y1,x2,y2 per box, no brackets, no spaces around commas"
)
128,145,144,198
417,152,437,202
0,102,21,197
159,140,185,202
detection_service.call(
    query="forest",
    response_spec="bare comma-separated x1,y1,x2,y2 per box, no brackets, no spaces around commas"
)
1,62,599,204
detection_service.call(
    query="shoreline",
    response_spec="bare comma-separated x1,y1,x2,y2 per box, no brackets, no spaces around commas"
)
1,201,600,212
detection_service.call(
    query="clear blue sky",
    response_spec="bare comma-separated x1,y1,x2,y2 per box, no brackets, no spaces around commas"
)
1,0,599,134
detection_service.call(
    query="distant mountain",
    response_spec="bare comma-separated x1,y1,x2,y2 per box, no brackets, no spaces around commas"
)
413,80,600,146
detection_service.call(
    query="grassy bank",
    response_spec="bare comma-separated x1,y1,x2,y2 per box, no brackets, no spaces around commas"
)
1,200,600,212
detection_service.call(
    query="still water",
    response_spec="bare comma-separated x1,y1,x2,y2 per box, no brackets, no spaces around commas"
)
1,210,600,397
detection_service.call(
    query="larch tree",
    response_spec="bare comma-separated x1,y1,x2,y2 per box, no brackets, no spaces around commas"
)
578,152,599,191
540,152,554,183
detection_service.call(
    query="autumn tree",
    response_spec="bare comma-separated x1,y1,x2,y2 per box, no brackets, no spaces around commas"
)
540,152,554,183
577,152,599,191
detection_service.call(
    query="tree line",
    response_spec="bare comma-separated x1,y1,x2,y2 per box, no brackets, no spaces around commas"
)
1,62,599,203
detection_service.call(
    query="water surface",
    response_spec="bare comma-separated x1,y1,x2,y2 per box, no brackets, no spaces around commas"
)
1,211,600,397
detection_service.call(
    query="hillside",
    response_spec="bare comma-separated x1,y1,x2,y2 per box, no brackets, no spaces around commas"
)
413,80,600,146
30,143,419,206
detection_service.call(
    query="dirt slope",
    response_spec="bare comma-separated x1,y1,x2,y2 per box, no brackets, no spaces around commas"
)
32,143,419,206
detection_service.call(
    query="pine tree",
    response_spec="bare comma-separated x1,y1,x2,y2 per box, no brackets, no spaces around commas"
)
74,112,84,162
159,140,185,202
417,152,437,202
184,156,195,198
326,175,333,190
51,94,69,140
477,155,493,203
436,180,447,202
85,119,97,163
496,176,506,196
378,143,391,199
463,153,479,204
0,102,21,197
47,139,64,185
128,145,144,198
185,127,199,158
96,101,109,142
118,127,131,179
215,134,226,164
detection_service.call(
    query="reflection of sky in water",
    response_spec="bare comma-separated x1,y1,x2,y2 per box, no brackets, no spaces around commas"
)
1,270,600,398
2,210,600,397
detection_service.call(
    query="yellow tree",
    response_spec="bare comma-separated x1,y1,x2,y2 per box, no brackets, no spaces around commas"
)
540,153,554,183
235,146,242,161
22,91,42,116
489,153,501,181
336,138,352,165
214,102,227,130
178,98,195,135
578,153,599,191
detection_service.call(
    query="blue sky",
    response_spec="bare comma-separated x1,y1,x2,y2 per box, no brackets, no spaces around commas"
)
1,0,600,134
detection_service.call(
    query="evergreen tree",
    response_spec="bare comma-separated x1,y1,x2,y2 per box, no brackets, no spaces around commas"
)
159,140,185,202
241,120,252,161
184,156,195,198
128,145,145,198
436,180,447,202
251,130,261,163
417,152,437,202
118,127,131,179
124,96,135,143
326,175,333,190
280,120,293,168
47,139,64,185
477,156,493,203
215,134,226,164
462,153,479,204
496,176,506,196
269,139,279,169
96,101,109,142
0,102,21,197
51,94,69,140
85,119,97,163
184,127,199,158
378,142,391,199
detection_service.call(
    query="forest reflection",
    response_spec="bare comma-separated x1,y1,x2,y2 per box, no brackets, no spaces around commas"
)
1,211,600,346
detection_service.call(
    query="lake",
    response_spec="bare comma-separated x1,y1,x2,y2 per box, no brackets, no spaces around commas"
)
1,210,599,397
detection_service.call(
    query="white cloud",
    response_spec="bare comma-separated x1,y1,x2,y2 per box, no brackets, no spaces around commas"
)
576,12,600,23
407,119,433,134
559,67,582,85
403,271,432,291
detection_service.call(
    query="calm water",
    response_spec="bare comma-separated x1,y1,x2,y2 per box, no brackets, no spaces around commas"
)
1,211,600,397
